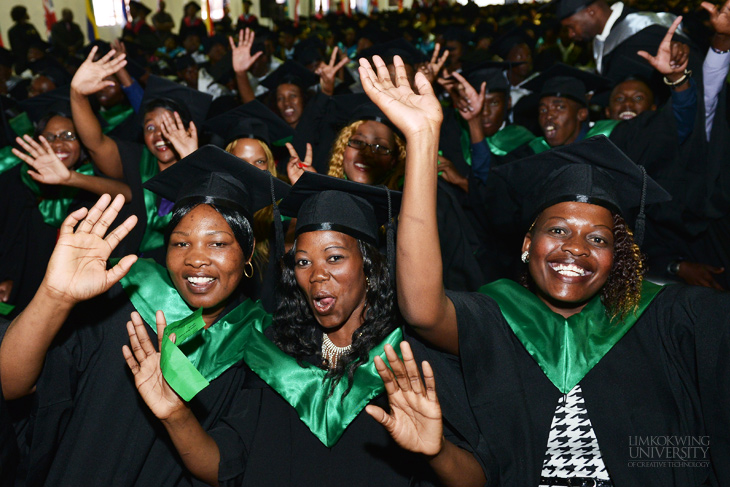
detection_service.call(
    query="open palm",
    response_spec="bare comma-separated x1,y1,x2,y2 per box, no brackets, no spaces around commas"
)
42,194,138,304
12,135,72,186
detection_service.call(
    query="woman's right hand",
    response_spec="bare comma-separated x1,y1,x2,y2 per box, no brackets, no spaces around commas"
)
71,46,127,96
41,194,138,305
160,111,198,160
229,28,262,75
285,142,316,185
123,311,188,421
13,135,72,186
366,342,444,456
359,55,443,141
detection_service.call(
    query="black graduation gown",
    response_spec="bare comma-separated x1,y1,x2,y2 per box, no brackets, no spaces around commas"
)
19,288,249,487
414,285,730,486
208,360,438,486
0,317,19,487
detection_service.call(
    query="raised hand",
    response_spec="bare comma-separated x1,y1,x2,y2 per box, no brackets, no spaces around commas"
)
450,71,486,122
366,342,443,456
12,135,73,185
0,280,12,303
230,28,263,74
123,311,187,420
437,155,468,192
317,47,349,96
160,111,198,159
419,43,449,85
71,46,127,96
41,194,138,305
359,55,443,140
637,16,689,78
285,142,316,185
702,0,730,35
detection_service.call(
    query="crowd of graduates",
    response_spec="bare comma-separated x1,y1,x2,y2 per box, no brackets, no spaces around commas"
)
0,0,729,485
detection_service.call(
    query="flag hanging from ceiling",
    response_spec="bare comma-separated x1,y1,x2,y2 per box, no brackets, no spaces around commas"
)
203,0,215,36
43,0,58,33
86,0,99,41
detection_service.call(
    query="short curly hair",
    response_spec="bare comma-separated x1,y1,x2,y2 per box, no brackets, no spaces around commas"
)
522,211,646,320
327,120,407,190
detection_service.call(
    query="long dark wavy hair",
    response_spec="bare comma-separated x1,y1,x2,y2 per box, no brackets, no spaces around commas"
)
523,212,646,320
272,237,397,399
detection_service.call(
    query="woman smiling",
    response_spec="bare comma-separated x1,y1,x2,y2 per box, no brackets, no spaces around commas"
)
358,54,730,486
0,146,290,485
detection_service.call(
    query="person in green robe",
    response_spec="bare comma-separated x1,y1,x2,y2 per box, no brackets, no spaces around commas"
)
360,54,730,486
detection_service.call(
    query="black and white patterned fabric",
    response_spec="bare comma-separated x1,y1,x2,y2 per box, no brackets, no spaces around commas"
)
540,384,611,480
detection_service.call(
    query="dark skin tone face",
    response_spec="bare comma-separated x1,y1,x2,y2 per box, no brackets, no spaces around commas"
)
538,96,588,148
606,79,656,121
561,6,605,43
276,83,304,128
294,231,367,347
96,76,125,108
481,92,509,137
522,201,615,318
506,43,533,84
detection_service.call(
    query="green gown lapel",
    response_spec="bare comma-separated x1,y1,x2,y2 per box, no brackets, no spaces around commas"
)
242,319,403,448
479,279,663,393
100,105,134,134
19,163,95,227
485,125,536,156
528,120,620,155
138,148,173,252
0,146,22,175
118,258,271,401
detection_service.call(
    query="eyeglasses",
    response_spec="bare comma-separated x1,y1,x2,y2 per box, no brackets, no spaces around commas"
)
42,131,77,142
347,138,393,156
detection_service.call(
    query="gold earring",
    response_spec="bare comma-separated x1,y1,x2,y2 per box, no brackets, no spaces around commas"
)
244,261,254,279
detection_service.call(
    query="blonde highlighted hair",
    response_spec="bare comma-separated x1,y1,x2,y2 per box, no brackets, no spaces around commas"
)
327,120,407,190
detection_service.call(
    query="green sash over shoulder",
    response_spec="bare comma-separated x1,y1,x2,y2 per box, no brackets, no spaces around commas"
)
19,163,95,228
242,321,403,447
9,112,33,138
479,279,663,393
138,148,172,252
0,146,22,175
485,125,536,156
100,105,134,134
118,258,271,401
528,119,621,155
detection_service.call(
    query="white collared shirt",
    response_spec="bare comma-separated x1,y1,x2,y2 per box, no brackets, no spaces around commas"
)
594,1,624,72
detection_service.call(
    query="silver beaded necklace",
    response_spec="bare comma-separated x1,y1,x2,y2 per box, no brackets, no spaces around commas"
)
321,333,352,369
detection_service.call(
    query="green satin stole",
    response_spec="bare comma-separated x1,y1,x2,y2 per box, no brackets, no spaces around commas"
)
118,258,271,401
242,320,403,447
19,163,95,228
138,148,172,252
100,105,134,134
9,112,33,137
478,279,663,393
485,124,536,156
0,146,22,175
528,119,621,155
0,302,15,316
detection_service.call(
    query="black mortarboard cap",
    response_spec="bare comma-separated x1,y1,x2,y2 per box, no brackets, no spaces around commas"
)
492,27,534,59
279,172,402,247
144,145,290,221
19,85,72,123
294,37,325,67
202,100,295,147
555,0,595,20
129,0,153,15
141,75,213,126
203,34,228,53
464,61,516,93
522,63,611,106
357,38,427,67
260,60,319,91
208,52,234,84
491,135,671,243
349,101,404,141
174,54,197,71
183,0,201,11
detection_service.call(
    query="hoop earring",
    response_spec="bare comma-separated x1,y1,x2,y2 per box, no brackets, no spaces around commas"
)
521,251,530,264
244,261,254,279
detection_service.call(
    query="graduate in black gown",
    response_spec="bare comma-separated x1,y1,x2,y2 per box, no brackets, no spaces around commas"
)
0,147,290,486
360,55,730,486
123,170,483,486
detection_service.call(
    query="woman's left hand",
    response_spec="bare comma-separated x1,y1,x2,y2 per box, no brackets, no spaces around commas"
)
359,55,443,140
160,111,198,159
366,341,444,456
12,135,72,186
